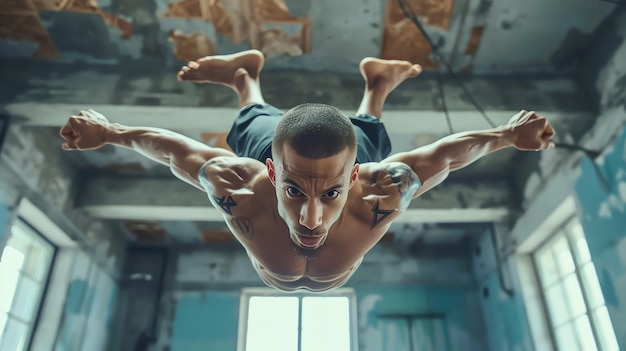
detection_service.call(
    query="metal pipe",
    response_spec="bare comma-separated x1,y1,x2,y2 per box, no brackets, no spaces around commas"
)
489,223,514,297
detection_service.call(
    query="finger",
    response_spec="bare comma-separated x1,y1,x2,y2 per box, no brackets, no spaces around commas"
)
59,123,72,137
177,70,185,82
543,122,556,138
62,142,78,150
527,111,541,121
508,110,527,124
181,66,190,73
187,61,199,69
67,116,82,130
521,111,537,124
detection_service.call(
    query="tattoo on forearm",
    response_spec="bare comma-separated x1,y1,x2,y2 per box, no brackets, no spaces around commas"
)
212,195,237,215
371,200,393,229
230,217,254,239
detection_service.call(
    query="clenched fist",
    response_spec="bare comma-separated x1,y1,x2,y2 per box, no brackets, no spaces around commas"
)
507,110,556,151
59,109,111,150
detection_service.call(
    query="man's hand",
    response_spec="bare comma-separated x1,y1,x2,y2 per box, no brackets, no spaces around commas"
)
507,110,556,151
59,109,111,150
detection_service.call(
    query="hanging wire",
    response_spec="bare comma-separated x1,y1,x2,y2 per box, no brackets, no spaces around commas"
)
396,0,497,128
395,0,607,160
0,115,10,157
436,67,454,134
396,0,612,187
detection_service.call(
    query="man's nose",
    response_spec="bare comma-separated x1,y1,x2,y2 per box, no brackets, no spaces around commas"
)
300,199,323,230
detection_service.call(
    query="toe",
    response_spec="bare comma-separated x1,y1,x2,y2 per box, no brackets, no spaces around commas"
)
410,64,422,76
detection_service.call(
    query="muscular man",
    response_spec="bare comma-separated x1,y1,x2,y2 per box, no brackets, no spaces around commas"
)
59,50,555,292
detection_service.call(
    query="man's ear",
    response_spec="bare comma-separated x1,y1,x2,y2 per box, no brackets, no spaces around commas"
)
266,158,277,187
348,163,359,189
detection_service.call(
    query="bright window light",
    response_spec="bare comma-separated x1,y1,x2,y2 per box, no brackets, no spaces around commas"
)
242,291,353,351
0,220,54,351
301,297,350,351
246,297,299,351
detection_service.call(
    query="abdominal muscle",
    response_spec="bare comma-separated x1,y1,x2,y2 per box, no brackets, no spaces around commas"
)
249,254,363,292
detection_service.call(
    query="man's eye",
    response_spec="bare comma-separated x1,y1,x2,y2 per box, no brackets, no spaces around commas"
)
325,190,341,199
286,187,302,197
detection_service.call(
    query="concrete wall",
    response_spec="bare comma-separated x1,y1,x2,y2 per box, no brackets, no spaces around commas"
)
356,284,486,351
107,243,486,351
575,129,626,347
169,291,240,351
0,124,127,350
473,5,626,350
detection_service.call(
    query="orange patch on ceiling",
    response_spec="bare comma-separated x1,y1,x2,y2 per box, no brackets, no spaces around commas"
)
201,230,235,244
464,26,484,57
163,0,233,37
201,132,232,150
168,30,217,62
163,0,310,60
381,0,456,69
124,221,166,241
0,0,132,59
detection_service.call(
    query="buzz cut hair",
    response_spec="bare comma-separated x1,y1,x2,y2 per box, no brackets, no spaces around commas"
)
272,103,358,160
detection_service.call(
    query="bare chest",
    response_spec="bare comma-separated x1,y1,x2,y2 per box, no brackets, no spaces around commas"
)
226,211,388,290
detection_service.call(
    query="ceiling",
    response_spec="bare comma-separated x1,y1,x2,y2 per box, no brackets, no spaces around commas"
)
0,0,618,248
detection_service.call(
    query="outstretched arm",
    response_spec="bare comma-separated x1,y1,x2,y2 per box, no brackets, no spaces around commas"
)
382,110,556,198
59,109,236,190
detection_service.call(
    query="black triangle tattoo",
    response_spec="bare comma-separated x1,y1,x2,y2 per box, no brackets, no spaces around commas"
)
213,195,237,215
371,200,393,229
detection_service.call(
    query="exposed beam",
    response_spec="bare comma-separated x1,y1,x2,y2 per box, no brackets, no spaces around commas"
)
77,175,514,223
81,204,509,223
3,102,590,135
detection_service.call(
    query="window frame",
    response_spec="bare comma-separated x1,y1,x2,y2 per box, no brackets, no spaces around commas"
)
0,217,57,351
237,287,359,351
532,215,616,351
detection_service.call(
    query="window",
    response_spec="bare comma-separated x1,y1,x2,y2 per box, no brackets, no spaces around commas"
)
0,219,55,351
238,288,356,351
534,217,619,351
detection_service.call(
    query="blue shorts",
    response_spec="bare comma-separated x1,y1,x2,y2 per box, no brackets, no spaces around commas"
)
226,104,392,164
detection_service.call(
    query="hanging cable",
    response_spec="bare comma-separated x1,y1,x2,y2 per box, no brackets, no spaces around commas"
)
436,66,454,134
396,0,497,128
395,0,607,158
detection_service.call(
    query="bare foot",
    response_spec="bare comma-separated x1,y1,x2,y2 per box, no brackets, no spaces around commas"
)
177,49,265,86
359,58,422,93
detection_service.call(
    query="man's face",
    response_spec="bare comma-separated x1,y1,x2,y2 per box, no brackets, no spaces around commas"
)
267,145,359,258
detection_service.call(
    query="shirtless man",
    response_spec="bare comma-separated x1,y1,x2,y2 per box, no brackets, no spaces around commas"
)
59,50,555,292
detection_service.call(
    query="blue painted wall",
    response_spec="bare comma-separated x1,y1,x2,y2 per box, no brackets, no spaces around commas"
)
165,284,485,351
575,127,626,348
472,227,533,351
55,266,120,351
171,291,241,351
356,284,486,351
477,268,533,351
474,127,626,351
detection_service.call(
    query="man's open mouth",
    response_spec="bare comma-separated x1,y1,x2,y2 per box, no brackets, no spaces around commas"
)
295,234,325,248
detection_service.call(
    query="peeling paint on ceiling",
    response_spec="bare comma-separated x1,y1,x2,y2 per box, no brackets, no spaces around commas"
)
0,0,131,59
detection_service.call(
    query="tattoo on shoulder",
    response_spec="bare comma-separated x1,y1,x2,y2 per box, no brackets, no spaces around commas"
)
371,164,421,207
371,200,393,229
212,195,237,215
230,217,254,239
